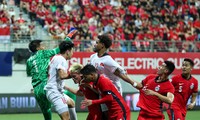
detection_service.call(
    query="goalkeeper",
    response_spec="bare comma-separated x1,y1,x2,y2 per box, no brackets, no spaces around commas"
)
26,28,77,120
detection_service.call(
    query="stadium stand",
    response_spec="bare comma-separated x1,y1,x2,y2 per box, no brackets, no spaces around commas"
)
0,0,200,52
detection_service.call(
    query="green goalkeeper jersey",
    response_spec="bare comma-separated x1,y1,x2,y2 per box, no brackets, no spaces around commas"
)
26,48,60,87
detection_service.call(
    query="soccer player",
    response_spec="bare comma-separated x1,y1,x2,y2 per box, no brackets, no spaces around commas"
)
90,34,135,119
65,63,103,120
90,34,135,95
80,64,131,120
132,61,175,120
167,58,198,120
44,41,75,120
26,29,77,120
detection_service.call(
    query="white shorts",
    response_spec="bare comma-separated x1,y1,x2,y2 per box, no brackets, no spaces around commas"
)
46,90,69,114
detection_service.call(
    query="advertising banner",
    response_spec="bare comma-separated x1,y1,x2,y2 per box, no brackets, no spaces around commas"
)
1,93,200,113
69,52,200,74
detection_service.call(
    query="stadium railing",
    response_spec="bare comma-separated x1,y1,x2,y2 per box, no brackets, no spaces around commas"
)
0,39,200,52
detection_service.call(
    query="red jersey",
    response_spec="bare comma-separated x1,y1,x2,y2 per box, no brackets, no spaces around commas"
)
137,74,175,118
170,74,198,115
93,75,130,120
79,83,102,120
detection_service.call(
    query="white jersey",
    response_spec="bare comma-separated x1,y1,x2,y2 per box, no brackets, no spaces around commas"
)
44,55,68,93
90,53,126,94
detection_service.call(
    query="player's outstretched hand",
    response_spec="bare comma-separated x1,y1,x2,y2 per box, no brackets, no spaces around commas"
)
81,99,92,107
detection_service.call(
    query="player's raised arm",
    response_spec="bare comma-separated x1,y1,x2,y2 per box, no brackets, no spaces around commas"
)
44,28,78,58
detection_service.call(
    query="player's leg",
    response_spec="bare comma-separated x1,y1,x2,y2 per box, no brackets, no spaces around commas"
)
63,94,77,120
64,90,76,102
34,83,52,120
101,104,109,120
167,108,183,120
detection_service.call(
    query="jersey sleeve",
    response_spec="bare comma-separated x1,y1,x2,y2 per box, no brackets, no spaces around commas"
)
104,56,125,74
193,79,198,93
43,47,60,58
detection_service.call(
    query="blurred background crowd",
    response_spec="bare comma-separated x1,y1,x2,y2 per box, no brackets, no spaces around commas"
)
0,0,200,52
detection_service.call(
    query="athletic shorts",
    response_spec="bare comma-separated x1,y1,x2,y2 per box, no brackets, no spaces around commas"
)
46,90,69,115
137,110,164,120
167,108,185,120
64,90,76,102
109,110,131,120
87,112,102,120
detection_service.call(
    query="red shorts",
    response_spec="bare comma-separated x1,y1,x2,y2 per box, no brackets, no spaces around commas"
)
167,109,185,120
87,112,102,120
109,110,131,120
137,110,164,120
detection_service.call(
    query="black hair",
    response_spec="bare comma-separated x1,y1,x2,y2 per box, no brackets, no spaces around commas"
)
164,61,175,75
80,64,96,75
59,41,74,54
184,58,194,67
98,34,112,48
28,40,42,53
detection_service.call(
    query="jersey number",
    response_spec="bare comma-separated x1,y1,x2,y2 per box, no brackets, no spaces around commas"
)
179,86,183,92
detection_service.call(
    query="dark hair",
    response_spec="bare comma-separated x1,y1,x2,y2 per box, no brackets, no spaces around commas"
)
184,58,194,67
29,40,42,53
164,61,175,75
80,64,96,75
59,41,74,54
98,34,112,48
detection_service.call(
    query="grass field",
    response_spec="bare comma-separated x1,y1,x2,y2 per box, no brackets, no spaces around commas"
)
0,111,199,120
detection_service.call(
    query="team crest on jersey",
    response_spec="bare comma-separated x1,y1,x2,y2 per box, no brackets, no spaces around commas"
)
155,85,160,91
190,83,194,89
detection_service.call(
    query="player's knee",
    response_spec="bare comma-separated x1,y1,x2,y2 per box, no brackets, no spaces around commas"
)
67,98,75,108
60,112,70,120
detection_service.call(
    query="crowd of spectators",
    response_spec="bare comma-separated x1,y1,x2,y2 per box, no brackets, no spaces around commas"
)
0,0,36,42
2,0,200,52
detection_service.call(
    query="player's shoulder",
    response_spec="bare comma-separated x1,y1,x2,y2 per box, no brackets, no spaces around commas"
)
171,74,182,80
90,53,97,58
51,54,64,61
146,74,157,79
191,76,198,82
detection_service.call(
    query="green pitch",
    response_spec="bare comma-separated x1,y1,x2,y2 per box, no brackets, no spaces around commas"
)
0,111,199,120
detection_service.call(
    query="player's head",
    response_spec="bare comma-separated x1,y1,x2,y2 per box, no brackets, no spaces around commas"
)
157,61,175,76
28,40,45,53
182,58,194,74
69,63,83,84
93,34,112,52
59,41,74,60
80,64,97,83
